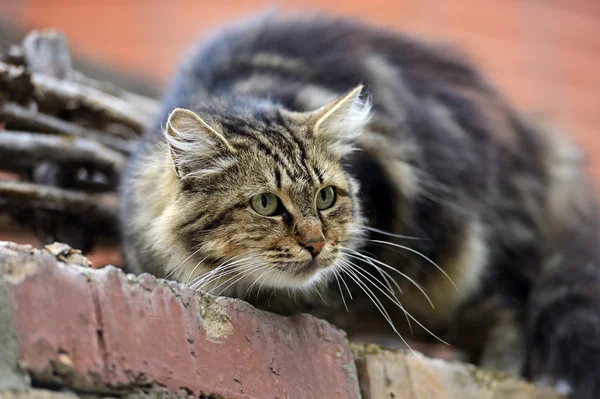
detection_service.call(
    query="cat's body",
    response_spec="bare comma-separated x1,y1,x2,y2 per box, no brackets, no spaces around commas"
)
120,13,600,398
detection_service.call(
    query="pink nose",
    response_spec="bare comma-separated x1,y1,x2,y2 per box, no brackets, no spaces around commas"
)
300,238,325,258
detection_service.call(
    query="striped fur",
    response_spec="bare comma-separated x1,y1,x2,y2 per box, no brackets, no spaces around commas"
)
120,12,600,398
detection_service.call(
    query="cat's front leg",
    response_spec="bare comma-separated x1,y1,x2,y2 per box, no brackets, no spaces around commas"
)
527,224,600,399
528,278,600,399
478,310,527,377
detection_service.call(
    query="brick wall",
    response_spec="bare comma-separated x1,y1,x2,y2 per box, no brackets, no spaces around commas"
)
0,242,565,398
0,0,598,258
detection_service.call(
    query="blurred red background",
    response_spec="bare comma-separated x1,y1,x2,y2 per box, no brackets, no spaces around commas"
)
0,0,598,264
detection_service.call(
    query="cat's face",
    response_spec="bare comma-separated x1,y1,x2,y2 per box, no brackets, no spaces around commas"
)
162,86,370,293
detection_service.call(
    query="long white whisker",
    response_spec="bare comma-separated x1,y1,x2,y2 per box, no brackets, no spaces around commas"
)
341,259,448,346
341,253,413,333
343,249,404,295
165,246,203,280
189,254,254,290
256,265,280,300
312,282,329,305
332,269,349,312
342,249,434,309
367,239,457,291
342,258,415,334
338,260,419,357
212,261,266,296
364,226,424,240
191,250,259,287
189,251,264,292
246,263,279,298
185,256,209,284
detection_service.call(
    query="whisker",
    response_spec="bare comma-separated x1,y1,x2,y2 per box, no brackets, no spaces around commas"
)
190,250,259,288
188,254,249,289
267,269,286,306
332,268,349,312
312,282,329,305
190,264,240,291
189,251,263,292
184,256,209,284
212,261,266,296
344,252,414,332
337,260,420,357
364,226,424,241
366,240,458,291
340,259,448,346
366,241,422,273
246,263,279,298
256,265,280,299
343,250,404,295
341,248,434,309
165,246,203,280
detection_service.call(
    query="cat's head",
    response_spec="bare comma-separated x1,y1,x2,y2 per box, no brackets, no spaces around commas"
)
160,86,371,294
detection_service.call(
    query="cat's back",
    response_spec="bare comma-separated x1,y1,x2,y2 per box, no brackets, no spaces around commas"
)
160,12,493,116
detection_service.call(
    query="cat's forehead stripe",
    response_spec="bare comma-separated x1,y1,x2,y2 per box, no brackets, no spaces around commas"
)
221,122,302,180
217,115,325,185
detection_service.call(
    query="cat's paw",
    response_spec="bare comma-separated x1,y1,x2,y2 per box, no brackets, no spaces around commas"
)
533,375,573,397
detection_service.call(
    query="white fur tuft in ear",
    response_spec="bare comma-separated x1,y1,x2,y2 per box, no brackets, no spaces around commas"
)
163,108,235,177
165,108,235,153
313,85,372,156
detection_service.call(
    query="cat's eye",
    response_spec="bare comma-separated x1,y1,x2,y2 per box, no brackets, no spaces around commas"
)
316,186,336,210
251,193,280,216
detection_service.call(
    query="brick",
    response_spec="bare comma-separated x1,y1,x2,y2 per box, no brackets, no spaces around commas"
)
0,242,360,399
0,389,80,399
0,241,571,399
352,344,565,399
0,268,30,391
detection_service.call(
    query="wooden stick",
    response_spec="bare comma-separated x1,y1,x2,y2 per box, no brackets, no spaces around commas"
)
0,130,126,176
0,60,158,135
0,180,118,225
31,71,154,133
22,29,72,80
0,61,33,104
0,101,134,153
71,71,159,120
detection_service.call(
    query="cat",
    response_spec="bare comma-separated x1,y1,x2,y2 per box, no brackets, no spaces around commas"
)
119,12,600,398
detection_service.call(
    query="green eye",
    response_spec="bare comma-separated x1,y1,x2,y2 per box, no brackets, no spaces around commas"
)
251,193,280,216
316,186,336,210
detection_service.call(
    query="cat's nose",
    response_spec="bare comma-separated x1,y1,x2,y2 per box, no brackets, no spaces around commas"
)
300,238,325,258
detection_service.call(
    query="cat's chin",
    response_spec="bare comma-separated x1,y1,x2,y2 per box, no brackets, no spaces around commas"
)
260,257,340,290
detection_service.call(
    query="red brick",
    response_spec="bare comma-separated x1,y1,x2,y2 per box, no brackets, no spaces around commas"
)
0,242,360,399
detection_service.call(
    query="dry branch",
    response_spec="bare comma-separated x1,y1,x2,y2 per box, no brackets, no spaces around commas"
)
71,71,159,120
0,130,126,178
0,28,159,255
0,61,33,104
0,101,134,153
22,28,72,80
31,72,151,132
0,180,118,226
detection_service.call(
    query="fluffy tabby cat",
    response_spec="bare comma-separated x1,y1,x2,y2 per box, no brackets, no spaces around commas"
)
120,12,600,398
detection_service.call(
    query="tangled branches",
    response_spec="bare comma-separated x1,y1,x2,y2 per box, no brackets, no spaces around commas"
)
0,29,159,255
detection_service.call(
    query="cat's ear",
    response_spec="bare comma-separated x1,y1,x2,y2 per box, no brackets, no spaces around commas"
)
312,85,372,153
165,108,235,177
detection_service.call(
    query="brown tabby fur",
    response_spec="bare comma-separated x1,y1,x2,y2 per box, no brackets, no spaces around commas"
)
120,12,600,398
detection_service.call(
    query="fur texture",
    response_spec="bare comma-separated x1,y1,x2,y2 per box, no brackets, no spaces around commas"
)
120,12,600,398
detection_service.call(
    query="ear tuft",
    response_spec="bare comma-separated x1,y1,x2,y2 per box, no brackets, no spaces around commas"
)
163,108,235,177
166,108,235,153
312,85,372,155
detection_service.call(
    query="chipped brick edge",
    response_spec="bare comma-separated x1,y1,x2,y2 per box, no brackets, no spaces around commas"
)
0,243,32,390
0,242,362,399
